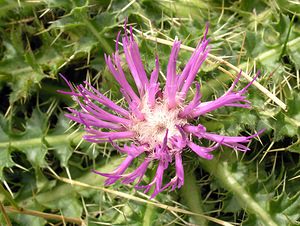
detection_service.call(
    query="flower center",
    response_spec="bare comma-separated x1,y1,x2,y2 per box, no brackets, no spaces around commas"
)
130,97,187,149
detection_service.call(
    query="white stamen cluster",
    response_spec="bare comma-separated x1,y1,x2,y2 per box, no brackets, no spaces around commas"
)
130,97,187,149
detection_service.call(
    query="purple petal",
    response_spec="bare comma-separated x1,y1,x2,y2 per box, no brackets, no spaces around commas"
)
187,141,216,160
128,100,145,120
179,41,209,100
105,53,140,103
82,82,130,118
165,40,181,108
111,142,147,157
83,129,135,143
122,158,151,184
147,83,160,108
122,27,149,96
191,93,249,117
93,155,135,185
115,30,121,52
162,153,184,191
135,158,169,198
240,70,260,94
176,25,210,102
174,153,184,188
179,82,202,118
185,125,264,152
191,70,260,117
150,56,160,85
65,112,123,130
147,56,160,107
76,85,131,125
170,136,186,150
176,25,209,92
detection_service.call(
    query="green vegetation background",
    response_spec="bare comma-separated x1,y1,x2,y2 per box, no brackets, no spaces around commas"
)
0,0,300,225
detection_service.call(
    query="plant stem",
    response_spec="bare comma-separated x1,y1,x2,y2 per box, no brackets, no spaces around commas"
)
181,171,207,226
4,206,83,225
15,158,233,226
280,15,295,58
0,202,12,226
19,156,123,207
0,184,19,210
84,18,113,54
0,132,84,149
27,174,234,226
142,204,155,226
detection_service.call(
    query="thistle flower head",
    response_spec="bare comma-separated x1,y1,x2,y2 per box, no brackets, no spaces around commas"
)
59,23,262,198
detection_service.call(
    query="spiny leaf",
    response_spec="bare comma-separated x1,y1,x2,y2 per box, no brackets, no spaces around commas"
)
13,214,46,226
269,92,300,142
48,114,73,167
276,0,300,15
269,192,300,225
0,148,15,180
199,154,297,226
0,115,15,180
287,37,300,69
41,195,83,219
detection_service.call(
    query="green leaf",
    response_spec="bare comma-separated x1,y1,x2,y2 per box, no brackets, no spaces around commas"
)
23,110,48,139
287,36,300,69
199,155,298,226
245,31,266,58
47,114,73,167
0,148,15,180
272,112,298,141
13,214,46,226
18,109,48,168
267,92,300,143
19,156,123,207
93,11,117,30
269,192,300,225
0,115,15,180
286,92,300,126
276,0,300,15
43,195,83,218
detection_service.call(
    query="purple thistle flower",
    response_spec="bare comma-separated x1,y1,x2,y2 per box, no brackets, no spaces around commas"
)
59,24,263,198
